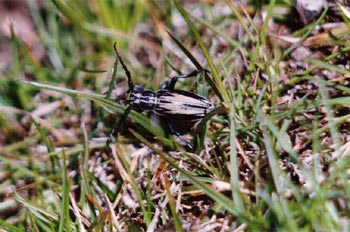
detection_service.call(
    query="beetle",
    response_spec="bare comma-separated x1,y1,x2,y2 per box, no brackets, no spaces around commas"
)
110,42,214,151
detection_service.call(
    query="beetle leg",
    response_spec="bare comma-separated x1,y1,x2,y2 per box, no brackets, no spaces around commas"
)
106,106,132,151
111,106,131,137
167,123,195,152
163,69,210,90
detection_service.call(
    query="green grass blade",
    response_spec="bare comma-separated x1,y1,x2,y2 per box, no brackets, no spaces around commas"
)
105,52,119,99
229,104,244,211
114,145,152,226
58,149,71,232
167,30,202,69
173,0,230,103
20,80,165,139
163,177,184,232
0,219,25,232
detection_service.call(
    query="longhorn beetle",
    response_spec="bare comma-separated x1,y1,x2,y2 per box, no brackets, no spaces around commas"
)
110,42,214,151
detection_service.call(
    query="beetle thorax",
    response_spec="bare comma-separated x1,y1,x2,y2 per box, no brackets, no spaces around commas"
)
129,90,157,111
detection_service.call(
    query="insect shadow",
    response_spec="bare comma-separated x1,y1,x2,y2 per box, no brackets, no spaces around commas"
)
108,42,214,152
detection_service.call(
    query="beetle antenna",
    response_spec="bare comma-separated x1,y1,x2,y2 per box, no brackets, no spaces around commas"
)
113,42,134,92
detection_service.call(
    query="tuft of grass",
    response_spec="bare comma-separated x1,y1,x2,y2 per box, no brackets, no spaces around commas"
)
2,0,350,231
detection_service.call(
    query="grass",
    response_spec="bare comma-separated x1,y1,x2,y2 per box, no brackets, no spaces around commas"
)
1,0,350,231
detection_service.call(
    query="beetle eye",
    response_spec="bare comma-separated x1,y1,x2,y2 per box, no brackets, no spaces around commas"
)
134,85,144,91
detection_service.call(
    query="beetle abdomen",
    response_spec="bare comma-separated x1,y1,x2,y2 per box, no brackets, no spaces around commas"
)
155,90,213,120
